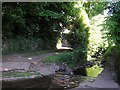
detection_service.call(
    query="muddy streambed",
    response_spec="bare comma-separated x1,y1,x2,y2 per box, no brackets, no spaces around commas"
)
52,64,103,89
50,72,93,89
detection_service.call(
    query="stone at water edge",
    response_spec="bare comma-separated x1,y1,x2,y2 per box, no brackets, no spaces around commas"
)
56,63,73,75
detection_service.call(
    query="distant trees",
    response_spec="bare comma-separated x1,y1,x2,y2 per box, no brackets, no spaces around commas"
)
2,2,90,66
2,2,76,49
2,2,64,48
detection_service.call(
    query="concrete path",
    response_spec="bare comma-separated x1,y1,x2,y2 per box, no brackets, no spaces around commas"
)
72,67,119,89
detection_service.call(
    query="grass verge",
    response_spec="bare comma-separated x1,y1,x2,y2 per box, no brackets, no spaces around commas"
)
1,71,41,78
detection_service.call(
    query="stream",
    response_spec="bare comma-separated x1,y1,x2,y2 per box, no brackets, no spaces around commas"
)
2,64,103,89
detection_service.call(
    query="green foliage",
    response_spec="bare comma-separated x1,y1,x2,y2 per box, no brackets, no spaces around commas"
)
2,2,67,49
66,6,90,66
103,2,120,46
58,52,77,68
103,46,113,59
70,17,89,50
83,2,108,19
2,2,77,39
45,51,87,69
44,54,59,63
2,2,81,51
103,46,120,65
44,52,74,68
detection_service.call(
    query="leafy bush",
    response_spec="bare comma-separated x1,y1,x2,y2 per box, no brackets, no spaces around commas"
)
57,49,87,69
65,7,89,67
103,2,120,46
58,52,75,68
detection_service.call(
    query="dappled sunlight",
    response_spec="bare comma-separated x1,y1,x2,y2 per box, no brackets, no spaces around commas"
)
56,30,72,50
74,1,88,8
88,13,109,60
63,29,70,34
79,8,90,27
4,68,8,71
56,38,62,49
74,2,90,27
28,58,32,60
